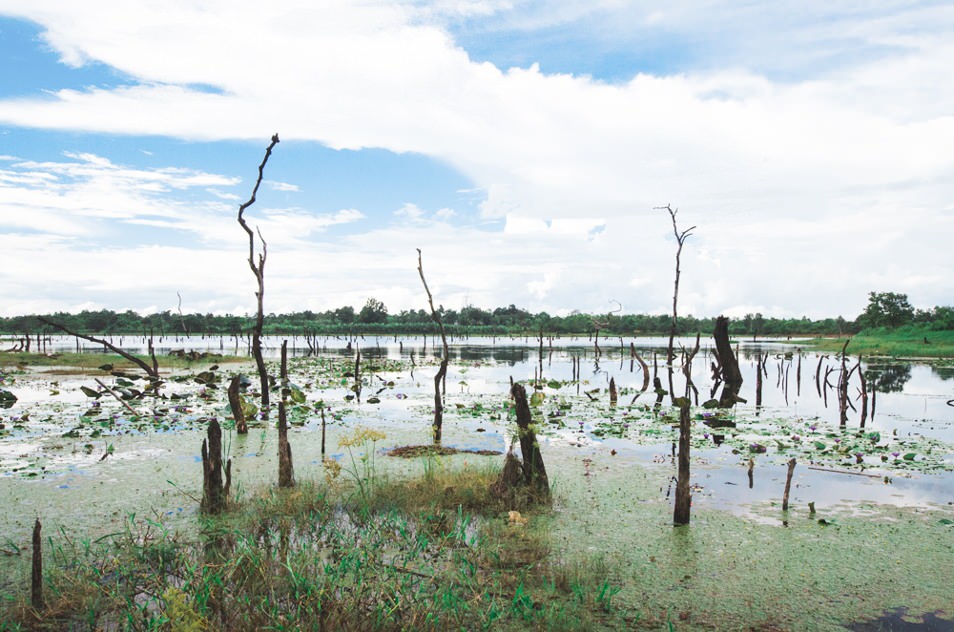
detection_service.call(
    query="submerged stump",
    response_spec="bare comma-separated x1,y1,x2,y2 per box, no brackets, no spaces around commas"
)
201,418,231,514
278,401,295,488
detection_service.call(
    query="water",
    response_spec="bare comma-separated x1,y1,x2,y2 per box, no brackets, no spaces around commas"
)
1,335,951,541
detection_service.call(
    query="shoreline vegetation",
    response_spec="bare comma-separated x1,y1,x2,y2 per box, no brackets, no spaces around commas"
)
2,291,953,343
2,451,952,630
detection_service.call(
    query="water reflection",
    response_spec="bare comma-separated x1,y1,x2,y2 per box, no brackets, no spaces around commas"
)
864,364,912,393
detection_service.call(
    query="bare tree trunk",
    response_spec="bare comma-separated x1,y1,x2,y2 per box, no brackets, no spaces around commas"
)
237,134,280,412
782,458,797,511
714,316,744,407
673,401,692,525
278,401,294,488
609,377,618,405
417,249,449,444
31,518,42,610
858,356,868,428
755,352,763,408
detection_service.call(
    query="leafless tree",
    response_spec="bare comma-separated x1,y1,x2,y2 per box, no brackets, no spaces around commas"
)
237,134,280,411
417,248,449,443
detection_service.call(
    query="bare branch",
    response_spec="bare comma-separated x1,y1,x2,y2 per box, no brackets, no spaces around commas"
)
38,316,159,379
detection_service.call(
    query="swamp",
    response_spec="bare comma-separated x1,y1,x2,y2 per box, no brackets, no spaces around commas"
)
0,333,952,630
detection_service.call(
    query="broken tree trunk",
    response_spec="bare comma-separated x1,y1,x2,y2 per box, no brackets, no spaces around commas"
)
782,458,797,511
228,375,247,434
201,418,232,514
673,399,692,525
493,383,550,503
714,316,744,407
278,401,294,488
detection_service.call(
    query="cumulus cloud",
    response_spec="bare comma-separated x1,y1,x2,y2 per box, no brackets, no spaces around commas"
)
0,1,952,317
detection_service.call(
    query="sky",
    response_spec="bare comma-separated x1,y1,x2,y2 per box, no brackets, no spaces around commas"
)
0,1,952,321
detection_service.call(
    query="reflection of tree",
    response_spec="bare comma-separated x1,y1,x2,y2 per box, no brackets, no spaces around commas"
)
863,364,912,393
932,365,954,381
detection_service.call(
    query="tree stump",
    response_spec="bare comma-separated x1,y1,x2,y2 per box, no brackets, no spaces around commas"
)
31,518,42,610
673,401,692,525
278,402,295,488
492,383,550,504
201,419,231,514
228,375,247,434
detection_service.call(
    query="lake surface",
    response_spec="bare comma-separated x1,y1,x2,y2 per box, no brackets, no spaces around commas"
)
1,334,952,542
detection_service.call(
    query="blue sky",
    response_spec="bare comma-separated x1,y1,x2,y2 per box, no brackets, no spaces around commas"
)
1,2,952,319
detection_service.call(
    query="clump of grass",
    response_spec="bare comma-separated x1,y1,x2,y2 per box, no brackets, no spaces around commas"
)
0,463,634,631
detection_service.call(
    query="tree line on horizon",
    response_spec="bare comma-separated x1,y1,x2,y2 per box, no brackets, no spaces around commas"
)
2,292,951,339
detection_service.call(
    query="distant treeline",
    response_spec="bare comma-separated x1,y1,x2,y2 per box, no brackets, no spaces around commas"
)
3,293,952,339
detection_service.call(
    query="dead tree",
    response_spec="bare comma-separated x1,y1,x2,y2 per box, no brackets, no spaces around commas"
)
201,418,232,514
417,249,449,444
657,204,695,404
237,134,280,412
38,316,159,379
714,316,744,407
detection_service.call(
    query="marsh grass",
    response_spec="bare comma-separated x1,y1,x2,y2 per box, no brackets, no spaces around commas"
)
0,351,243,373
807,328,954,358
1,460,633,631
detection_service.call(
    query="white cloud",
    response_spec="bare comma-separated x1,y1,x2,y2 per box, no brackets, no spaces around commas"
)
0,1,952,317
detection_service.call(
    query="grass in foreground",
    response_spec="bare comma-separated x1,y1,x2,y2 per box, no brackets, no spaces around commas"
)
0,459,635,631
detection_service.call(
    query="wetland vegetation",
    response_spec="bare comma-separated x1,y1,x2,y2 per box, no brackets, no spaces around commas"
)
0,333,952,630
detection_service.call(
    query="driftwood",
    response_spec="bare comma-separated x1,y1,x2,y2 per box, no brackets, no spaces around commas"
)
93,378,140,418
